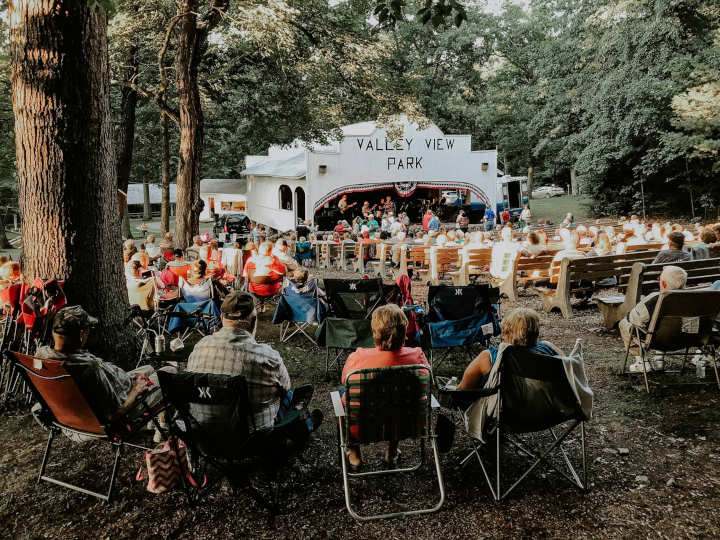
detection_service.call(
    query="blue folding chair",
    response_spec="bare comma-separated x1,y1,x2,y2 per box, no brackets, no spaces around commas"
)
421,284,501,370
272,279,327,344
167,300,222,342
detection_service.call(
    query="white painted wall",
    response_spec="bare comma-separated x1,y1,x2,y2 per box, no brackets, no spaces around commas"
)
246,175,306,232
199,193,247,222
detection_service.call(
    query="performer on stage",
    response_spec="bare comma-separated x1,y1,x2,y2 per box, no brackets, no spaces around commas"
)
385,196,396,216
338,194,348,213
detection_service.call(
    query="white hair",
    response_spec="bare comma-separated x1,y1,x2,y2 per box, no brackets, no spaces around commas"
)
258,242,272,256
397,232,406,242
661,266,687,290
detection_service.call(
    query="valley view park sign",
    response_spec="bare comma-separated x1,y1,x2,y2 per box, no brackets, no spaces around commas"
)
242,116,499,231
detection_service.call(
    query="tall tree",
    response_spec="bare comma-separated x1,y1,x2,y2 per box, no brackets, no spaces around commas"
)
116,40,139,239
10,0,134,359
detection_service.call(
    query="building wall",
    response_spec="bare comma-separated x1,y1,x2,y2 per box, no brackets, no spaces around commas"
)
245,175,306,232
199,193,247,222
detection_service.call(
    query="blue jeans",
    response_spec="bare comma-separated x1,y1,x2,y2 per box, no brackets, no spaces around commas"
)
484,221,493,232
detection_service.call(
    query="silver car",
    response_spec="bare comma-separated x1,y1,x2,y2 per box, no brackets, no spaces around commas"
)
531,185,565,198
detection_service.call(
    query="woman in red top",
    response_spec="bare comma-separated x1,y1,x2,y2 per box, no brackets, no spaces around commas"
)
341,304,430,470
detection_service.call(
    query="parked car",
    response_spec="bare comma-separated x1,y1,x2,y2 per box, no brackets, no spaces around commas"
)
213,213,251,240
531,185,565,198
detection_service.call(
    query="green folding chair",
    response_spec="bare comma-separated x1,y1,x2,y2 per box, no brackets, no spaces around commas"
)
330,364,445,521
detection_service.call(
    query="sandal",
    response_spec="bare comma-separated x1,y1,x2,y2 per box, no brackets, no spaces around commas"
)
346,450,363,472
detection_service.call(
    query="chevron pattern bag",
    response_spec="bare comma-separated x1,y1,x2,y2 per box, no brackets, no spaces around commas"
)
136,439,190,494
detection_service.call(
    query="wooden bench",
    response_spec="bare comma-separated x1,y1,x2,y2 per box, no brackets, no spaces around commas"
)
338,241,357,271
598,257,720,329
448,247,493,287
419,246,462,286
535,250,660,319
404,245,430,281
368,243,392,277
320,242,341,269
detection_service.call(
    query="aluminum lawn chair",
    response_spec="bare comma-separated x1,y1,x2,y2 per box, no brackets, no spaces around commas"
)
167,300,221,342
621,289,720,392
157,370,306,513
272,278,327,345
440,345,589,500
330,364,445,521
7,351,166,502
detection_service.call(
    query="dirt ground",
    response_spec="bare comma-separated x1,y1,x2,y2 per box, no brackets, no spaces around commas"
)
1,264,719,540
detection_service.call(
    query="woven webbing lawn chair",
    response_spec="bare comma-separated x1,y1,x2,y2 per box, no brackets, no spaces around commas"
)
8,351,166,503
330,365,445,521
621,289,720,392
158,370,307,513
440,344,590,501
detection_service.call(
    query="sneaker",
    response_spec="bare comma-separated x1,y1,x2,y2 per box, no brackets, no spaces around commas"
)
628,361,652,373
307,408,324,433
153,429,164,444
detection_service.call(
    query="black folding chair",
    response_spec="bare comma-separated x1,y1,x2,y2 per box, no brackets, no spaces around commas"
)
157,371,305,513
441,345,589,500
323,278,386,320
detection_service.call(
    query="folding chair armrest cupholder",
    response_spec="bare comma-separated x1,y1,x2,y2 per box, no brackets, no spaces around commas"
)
438,387,498,399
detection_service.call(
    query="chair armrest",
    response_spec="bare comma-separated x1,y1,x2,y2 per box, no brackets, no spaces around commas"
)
431,395,440,409
438,387,499,399
330,391,345,418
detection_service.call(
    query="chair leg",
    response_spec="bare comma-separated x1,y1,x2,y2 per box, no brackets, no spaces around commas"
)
709,346,720,390
38,428,56,484
638,329,650,393
581,421,587,489
106,442,123,504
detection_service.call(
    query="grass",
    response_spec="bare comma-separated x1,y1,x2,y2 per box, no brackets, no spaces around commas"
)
527,195,591,225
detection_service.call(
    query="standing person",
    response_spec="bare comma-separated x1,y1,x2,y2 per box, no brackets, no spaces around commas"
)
296,220,310,240
422,210,432,232
141,222,148,238
520,205,531,229
427,213,440,232
483,206,495,232
400,212,410,230
385,196,395,216
456,210,469,233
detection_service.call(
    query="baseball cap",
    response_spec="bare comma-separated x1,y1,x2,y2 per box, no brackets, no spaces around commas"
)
221,290,256,319
53,306,99,336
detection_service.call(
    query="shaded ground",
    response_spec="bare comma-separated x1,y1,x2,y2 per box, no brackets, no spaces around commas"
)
1,264,720,540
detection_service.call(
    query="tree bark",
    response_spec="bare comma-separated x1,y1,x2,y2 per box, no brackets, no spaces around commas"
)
117,41,138,239
570,167,578,196
161,110,171,236
174,0,203,250
10,0,135,362
527,166,534,199
143,180,152,220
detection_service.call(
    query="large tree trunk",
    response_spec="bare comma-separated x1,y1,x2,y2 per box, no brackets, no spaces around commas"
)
160,113,171,236
570,167,578,196
117,42,138,239
174,0,203,249
10,0,135,361
527,166,534,199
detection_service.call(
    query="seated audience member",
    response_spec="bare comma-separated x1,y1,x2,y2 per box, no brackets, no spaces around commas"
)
295,236,312,263
391,232,408,268
160,232,175,251
620,265,687,372
690,229,717,260
534,234,585,289
186,235,203,261
145,235,162,265
243,242,286,311
36,307,175,438
520,231,547,258
0,260,23,288
457,308,563,390
289,266,326,298
652,231,692,264
187,291,322,436
245,241,259,260
272,239,299,271
167,249,189,268
576,226,592,246
341,304,430,469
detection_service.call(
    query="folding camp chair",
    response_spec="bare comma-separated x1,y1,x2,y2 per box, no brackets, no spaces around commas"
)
323,278,386,320
316,318,374,380
621,290,720,393
272,279,327,345
422,285,501,370
330,365,445,521
157,370,306,513
440,344,589,500
7,351,166,502
179,277,214,303
167,300,222,342
247,274,284,313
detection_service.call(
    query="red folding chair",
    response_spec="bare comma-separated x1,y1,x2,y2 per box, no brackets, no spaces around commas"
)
8,351,166,502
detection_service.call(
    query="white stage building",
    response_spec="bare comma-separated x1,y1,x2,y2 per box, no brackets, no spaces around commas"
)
199,178,247,222
241,116,499,231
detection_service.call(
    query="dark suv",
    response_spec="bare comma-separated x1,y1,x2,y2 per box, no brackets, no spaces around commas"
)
213,213,251,240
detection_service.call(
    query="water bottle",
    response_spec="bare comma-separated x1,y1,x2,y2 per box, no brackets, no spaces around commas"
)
445,376,458,391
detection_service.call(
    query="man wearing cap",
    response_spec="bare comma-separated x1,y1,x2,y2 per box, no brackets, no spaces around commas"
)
187,291,322,432
36,306,175,429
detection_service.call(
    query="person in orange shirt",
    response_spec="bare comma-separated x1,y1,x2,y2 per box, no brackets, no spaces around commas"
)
422,209,432,232
340,304,430,470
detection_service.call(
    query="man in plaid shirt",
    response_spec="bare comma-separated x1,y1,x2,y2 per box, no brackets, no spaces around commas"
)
188,290,321,431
